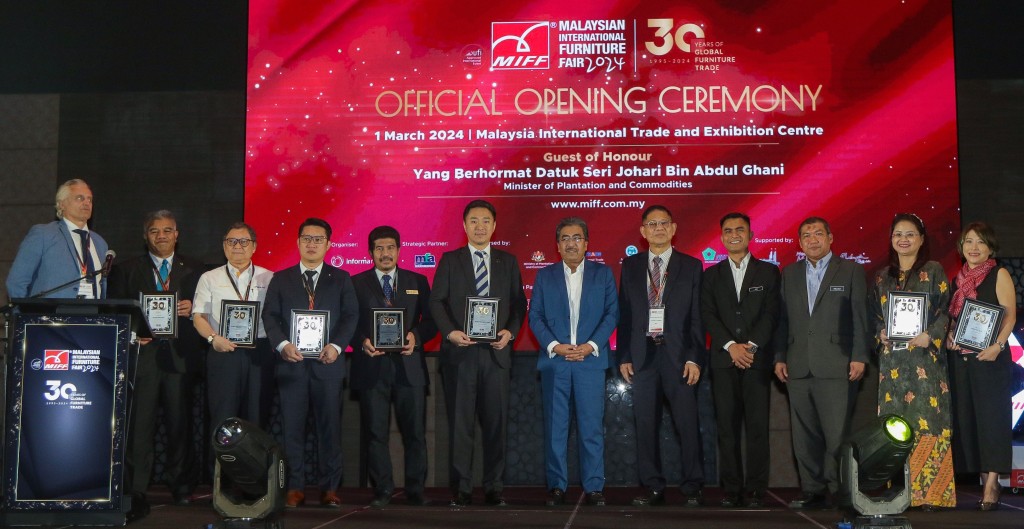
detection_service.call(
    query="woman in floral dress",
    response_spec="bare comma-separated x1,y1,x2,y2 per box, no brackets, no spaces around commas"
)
870,213,954,509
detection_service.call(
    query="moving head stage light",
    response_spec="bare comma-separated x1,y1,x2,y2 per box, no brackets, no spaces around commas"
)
838,414,915,529
211,418,286,529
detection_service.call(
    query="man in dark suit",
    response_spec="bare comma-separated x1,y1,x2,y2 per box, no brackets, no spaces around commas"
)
7,179,109,299
350,226,437,508
528,217,618,507
773,216,869,509
429,199,526,507
108,210,202,510
262,217,358,508
701,212,780,508
618,205,706,507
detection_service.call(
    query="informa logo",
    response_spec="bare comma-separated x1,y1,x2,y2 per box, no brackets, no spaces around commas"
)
44,349,69,371
414,253,437,268
491,22,551,70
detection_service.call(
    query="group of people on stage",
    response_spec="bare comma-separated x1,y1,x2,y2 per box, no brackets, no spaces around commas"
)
5,179,1017,514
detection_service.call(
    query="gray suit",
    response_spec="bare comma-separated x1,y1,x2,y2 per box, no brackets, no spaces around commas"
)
774,254,869,495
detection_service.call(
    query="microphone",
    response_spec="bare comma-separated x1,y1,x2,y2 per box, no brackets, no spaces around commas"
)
101,250,116,277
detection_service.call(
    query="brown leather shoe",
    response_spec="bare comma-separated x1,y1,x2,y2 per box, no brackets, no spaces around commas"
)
285,490,305,508
321,490,342,507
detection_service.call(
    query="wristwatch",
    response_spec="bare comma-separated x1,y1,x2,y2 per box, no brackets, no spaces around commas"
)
996,339,1006,351
207,334,216,345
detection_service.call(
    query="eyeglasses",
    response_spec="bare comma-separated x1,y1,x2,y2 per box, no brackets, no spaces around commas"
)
891,232,920,240
559,235,585,243
224,238,254,247
300,235,329,245
643,219,671,229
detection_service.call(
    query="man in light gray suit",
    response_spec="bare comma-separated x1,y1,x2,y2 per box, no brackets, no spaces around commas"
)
773,217,869,509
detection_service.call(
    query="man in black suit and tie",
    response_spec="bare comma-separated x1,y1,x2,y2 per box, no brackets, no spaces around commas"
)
429,200,526,507
773,216,869,509
108,210,202,511
351,225,437,507
262,218,358,508
618,205,706,507
700,212,781,508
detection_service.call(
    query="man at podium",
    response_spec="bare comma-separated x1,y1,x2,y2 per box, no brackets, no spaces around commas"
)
6,179,108,299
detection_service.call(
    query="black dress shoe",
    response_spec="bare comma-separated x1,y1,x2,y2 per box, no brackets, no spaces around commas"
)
172,490,193,506
126,493,150,522
631,489,665,506
407,494,432,506
788,492,827,510
585,491,607,506
450,492,472,507
720,493,742,508
484,491,507,506
369,492,391,508
746,493,765,509
546,488,565,506
683,489,704,508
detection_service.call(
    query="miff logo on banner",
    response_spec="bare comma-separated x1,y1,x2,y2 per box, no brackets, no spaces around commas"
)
491,22,550,70
44,349,69,371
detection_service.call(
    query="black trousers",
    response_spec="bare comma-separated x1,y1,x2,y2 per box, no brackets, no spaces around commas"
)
949,351,1012,474
441,345,510,495
711,365,771,494
360,357,428,496
207,338,275,432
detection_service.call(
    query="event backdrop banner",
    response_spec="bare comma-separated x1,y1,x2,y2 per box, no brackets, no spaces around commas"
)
246,1,960,350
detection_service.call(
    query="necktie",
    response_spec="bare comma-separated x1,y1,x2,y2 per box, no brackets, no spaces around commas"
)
382,274,394,306
648,256,663,307
73,229,96,292
304,270,317,309
157,259,169,291
474,250,488,296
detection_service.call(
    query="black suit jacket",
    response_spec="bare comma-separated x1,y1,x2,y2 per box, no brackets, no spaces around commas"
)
701,255,781,370
429,246,526,369
261,264,359,381
617,249,706,372
350,267,437,389
108,253,203,373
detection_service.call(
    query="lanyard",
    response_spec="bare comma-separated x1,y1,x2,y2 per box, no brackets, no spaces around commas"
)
224,265,253,301
149,258,172,292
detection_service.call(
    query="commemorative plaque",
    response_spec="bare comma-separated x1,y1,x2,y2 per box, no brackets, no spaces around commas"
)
291,309,330,358
953,298,1005,353
141,292,177,338
465,296,499,342
372,308,405,352
220,300,259,348
886,291,928,342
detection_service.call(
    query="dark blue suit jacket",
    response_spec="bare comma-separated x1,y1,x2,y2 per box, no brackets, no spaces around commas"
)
262,263,358,381
7,220,109,299
529,260,618,372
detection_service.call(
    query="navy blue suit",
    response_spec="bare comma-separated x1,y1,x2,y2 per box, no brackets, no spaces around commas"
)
617,249,707,493
262,264,358,491
529,260,618,493
7,220,108,299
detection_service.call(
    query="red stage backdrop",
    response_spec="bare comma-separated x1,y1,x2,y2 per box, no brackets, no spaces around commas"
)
245,0,960,350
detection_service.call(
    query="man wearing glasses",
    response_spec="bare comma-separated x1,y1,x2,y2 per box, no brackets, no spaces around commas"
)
193,222,275,432
617,205,707,507
7,179,109,299
528,217,618,507
262,217,358,508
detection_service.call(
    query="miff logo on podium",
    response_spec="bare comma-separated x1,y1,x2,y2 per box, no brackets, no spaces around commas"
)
44,349,70,371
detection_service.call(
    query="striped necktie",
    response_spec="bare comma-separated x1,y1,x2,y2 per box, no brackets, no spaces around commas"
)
474,250,489,296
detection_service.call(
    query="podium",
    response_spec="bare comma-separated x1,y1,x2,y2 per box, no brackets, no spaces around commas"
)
1,298,150,526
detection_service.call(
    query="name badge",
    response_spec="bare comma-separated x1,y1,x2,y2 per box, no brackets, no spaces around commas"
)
405,289,419,295
77,279,95,299
748,286,764,292
648,306,665,334
829,286,845,292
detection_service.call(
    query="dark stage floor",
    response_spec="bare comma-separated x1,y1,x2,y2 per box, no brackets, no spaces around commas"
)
20,486,1024,529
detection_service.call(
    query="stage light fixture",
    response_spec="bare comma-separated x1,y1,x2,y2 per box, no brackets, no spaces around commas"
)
837,414,915,529
210,418,286,529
